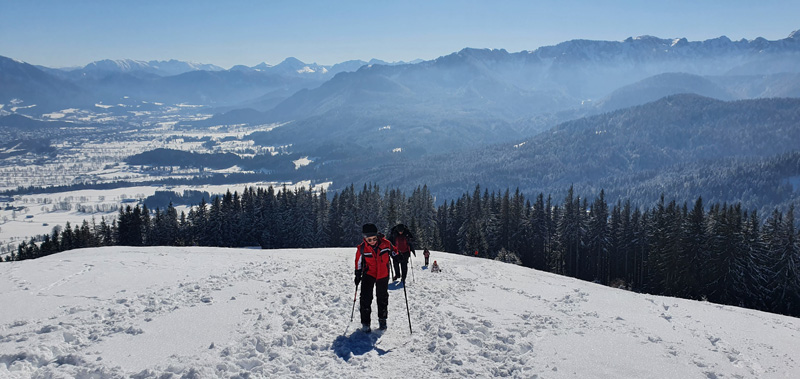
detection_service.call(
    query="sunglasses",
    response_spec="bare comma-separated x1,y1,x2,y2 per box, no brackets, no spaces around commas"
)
365,236,378,243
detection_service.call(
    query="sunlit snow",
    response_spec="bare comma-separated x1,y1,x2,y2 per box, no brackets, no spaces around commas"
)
1,247,798,378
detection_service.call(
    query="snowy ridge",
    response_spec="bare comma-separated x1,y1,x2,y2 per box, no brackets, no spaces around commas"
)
1,247,798,378
79,59,224,76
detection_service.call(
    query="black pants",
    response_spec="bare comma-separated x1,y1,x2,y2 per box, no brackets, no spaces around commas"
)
424,256,429,266
392,252,410,281
360,274,389,325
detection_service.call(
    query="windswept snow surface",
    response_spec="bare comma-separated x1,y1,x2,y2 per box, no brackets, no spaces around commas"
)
1,247,798,378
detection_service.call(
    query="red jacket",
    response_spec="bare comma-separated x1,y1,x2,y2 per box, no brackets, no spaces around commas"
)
394,234,410,253
355,237,395,279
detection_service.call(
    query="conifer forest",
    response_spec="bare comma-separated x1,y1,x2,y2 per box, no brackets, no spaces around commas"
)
7,184,799,319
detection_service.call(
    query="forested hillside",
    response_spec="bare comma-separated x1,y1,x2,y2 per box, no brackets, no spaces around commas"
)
343,95,800,213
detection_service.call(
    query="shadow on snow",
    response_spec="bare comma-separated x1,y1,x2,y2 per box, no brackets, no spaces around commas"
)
332,331,391,361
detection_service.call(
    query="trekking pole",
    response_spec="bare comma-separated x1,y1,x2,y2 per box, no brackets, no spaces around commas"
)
349,285,358,323
402,283,413,334
350,280,361,323
410,256,415,284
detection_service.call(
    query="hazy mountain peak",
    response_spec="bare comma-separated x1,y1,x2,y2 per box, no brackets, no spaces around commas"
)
457,47,509,56
277,57,306,67
671,37,689,47
789,29,800,39
79,58,223,76
0,55,29,67
252,62,274,70
84,59,150,72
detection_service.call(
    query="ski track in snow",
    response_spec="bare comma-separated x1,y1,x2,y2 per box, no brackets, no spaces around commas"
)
0,246,799,378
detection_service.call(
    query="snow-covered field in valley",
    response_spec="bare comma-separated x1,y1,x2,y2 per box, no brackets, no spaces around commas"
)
1,247,798,378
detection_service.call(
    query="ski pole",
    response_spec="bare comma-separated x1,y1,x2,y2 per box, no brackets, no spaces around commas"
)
403,282,412,334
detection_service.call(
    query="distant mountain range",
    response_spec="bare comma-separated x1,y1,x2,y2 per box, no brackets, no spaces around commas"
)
0,54,423,112
2,30,800,211
3,30,799,116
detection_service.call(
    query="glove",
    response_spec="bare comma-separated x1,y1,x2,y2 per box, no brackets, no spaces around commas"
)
354,270,362,286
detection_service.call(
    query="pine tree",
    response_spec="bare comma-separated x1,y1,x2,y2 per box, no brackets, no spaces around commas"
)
681,197,706,299
766,205,800,315
325,192,346,247
190,198,209,246
207,196,225,247
587,190,610,283
164,203,179,246
556,186,583,278
61,221,75,251
314,189,330,247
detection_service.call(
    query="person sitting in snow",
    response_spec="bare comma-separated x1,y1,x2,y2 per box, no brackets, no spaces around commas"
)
354,223,395,332
388,223,415,283
431,260,441,273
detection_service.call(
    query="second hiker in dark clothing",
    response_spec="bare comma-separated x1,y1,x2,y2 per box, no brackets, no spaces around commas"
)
423,248,430,267
388,223,415,283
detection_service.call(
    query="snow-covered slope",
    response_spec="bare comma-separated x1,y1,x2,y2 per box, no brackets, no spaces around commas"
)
1,247,798,378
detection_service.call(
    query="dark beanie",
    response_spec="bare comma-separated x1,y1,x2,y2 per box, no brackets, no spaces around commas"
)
362,223,378,237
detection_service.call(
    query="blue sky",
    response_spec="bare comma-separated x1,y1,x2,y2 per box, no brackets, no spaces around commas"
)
1,0,798,69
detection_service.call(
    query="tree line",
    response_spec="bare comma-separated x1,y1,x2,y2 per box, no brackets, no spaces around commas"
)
5,183,799,318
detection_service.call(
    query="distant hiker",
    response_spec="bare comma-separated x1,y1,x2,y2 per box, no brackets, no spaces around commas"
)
354,223,395,332
474,250,479,257
389,223,415,283
431,260,440,273
423,248,430,267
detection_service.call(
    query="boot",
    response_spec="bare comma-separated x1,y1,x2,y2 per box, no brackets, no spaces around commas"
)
361,324,371,333
379,319,387,330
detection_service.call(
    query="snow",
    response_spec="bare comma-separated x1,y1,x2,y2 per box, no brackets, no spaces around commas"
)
292,157,312,170
1,247,798,378
10,104,36,112
392,148,402,153
41,112,66,120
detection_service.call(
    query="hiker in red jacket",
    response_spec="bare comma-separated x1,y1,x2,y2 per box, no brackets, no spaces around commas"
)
354,223,395,332
389,223,416,283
